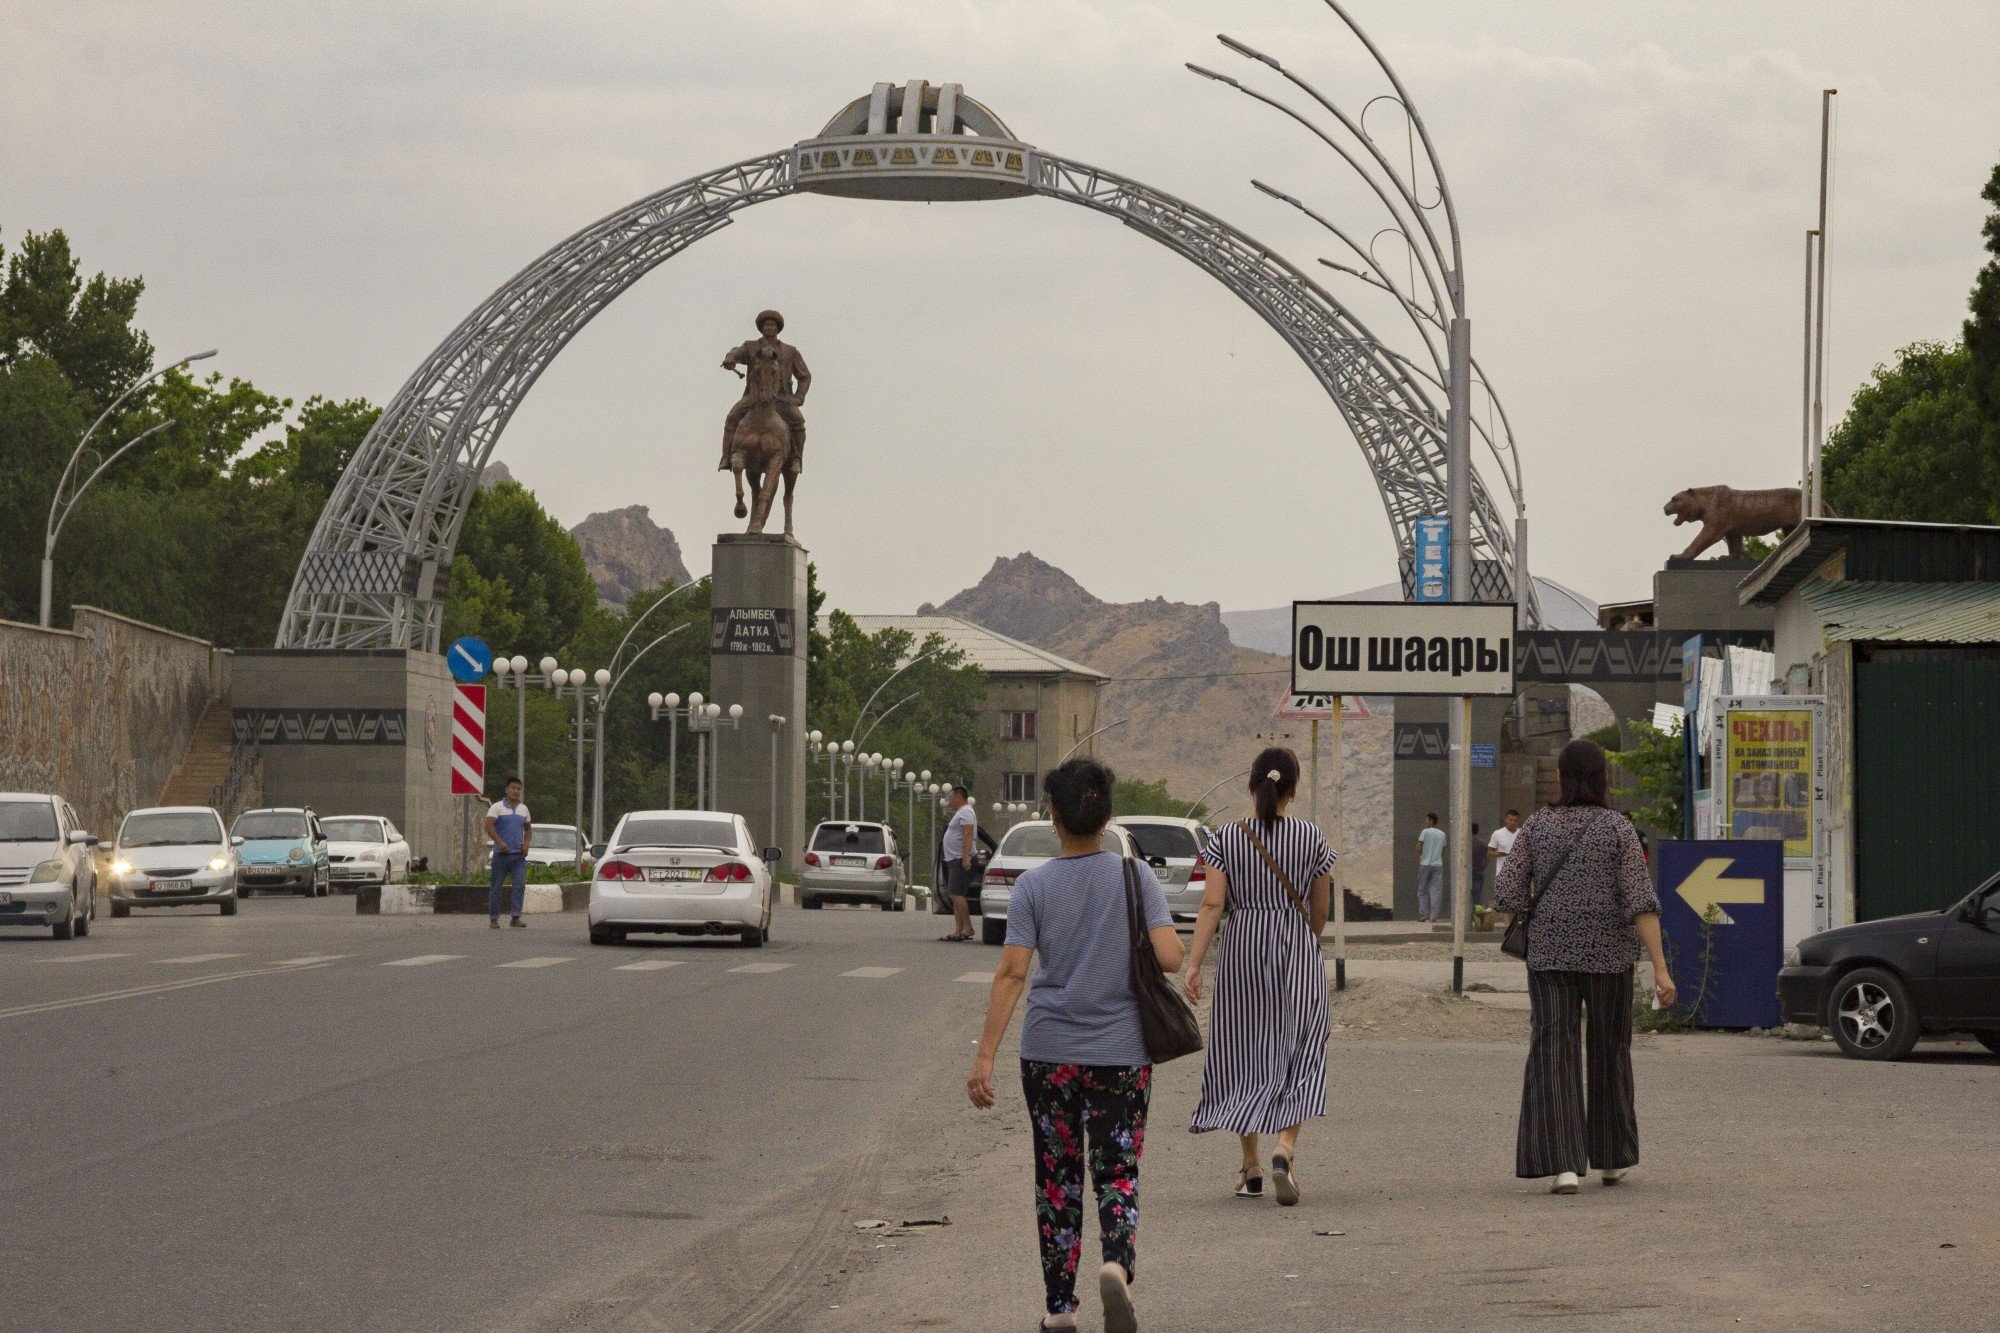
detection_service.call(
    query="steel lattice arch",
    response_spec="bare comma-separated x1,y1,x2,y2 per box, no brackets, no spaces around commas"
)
279,81,1524,651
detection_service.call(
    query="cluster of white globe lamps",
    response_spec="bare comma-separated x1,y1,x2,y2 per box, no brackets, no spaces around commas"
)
491,654,614,691
640,690,743,723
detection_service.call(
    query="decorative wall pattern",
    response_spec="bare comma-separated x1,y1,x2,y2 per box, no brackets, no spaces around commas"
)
233,709,408,745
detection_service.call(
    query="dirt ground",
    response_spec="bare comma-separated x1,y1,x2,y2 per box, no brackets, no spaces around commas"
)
801,972,2000,1332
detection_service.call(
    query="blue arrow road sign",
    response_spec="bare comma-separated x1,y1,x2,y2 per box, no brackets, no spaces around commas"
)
1656,840,1783,1029
447,636,493,683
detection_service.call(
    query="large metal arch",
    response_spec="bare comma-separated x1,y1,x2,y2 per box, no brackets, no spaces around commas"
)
279,136,1523,651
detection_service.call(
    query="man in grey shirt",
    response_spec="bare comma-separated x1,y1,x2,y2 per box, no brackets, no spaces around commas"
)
941,786,978,942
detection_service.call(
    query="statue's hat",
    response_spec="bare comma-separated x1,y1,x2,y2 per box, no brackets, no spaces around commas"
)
756,309,784,333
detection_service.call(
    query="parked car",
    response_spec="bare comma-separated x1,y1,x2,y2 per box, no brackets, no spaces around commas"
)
231,808,331,897
0,792,99,939
320,815,412,890
978,820,1137,946
109,806,239,917
587,810,778,948
799,821,907,911
1779,871,2000,1060
525,822,592,878
1111,815,1213,922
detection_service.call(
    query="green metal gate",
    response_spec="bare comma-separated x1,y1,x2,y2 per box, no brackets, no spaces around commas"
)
1853,646,2000,919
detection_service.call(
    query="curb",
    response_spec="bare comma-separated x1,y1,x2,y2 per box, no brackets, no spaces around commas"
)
356,883,590,915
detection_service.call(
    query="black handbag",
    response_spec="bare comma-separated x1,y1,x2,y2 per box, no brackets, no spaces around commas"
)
1500,810,1604,960
1124,857,1203,1063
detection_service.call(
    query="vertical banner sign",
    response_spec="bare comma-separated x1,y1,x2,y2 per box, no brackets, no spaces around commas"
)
451,684,486,796
1412,516,1450,602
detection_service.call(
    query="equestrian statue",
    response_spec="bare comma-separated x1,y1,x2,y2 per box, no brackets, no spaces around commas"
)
718,309,810,537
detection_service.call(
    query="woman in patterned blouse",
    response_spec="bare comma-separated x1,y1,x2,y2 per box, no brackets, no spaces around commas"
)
1495,739,1676,1195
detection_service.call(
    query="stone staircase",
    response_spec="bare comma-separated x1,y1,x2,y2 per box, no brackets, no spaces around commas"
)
158,702,238,810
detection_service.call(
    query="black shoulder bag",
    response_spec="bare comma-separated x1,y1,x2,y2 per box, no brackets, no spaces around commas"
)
1500,811,1604,961
1124,857,1203,1063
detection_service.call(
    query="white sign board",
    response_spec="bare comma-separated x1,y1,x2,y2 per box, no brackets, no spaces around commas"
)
1291,601,1516,697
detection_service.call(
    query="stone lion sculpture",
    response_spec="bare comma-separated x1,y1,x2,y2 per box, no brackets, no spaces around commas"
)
1664,485,1804,559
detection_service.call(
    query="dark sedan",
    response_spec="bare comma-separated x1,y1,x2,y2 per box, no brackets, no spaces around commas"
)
1779,872,2000,1060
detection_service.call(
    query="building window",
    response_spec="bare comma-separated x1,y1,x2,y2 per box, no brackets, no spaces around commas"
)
1004,772,1038,802
1001,710,1037,742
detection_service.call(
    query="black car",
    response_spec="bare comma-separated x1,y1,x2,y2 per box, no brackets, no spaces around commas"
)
1779,872,2000,1060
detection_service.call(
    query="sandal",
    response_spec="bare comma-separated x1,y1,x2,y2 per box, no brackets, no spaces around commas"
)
1235,1165,1264,1199
1271,1153,1300,1206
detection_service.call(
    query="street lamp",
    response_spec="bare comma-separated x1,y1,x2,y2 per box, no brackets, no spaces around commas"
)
646,692,692,808
808,729,837,824
40,347,217,627
767,714,788,850
685,700,742,810
491,653,554,795
588,624,688,844
549,665,607,831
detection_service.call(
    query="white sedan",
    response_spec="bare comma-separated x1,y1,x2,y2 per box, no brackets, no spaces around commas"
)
320,815,413,890
978,821,1136,946
587,810,777,948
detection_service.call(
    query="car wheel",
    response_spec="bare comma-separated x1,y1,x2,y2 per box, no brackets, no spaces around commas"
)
220,896,238,917
110,900,130,919
742,926,766,948
589,924,613,946
52,894,76,941
1830,967,1921,1061
801,894,822,910
75,898,90,937
1976,1033,2000,1057
980,916,1007,946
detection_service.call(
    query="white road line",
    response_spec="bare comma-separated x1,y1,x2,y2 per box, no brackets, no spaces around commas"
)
496,956,575,969
841,966,904,979
955,971,994,983
727,962,793,974
39,953,133,964
381,954,465,967
0,961,338,1022
614,960,685,972
272,955,349,966
159,952,245,965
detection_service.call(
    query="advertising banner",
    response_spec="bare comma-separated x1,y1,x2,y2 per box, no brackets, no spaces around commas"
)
1411,516,1450,602
1292,601,1515,696
1720,706,1817,859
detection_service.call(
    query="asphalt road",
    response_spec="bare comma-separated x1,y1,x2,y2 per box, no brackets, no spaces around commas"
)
0,894,996,1332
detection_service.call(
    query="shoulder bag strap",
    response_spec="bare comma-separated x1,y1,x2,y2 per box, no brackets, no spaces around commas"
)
1123,855,1148,956
1237,819,1312,923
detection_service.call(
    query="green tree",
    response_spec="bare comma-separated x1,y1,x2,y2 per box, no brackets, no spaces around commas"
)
1113,776,1207,819
1610,720,1684,835
1821,340,1991,523
0,228,152,408
441,479,597,659
1964,163,2000,485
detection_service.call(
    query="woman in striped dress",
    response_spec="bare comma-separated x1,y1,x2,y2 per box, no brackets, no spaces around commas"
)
1183,746,1334,1205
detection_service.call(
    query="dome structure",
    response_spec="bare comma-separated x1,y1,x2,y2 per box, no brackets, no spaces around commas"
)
796,81,1035,201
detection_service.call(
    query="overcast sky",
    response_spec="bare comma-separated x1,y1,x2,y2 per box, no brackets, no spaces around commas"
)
6,1,1996,617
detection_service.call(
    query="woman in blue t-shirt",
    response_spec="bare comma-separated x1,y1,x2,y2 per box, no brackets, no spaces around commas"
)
968,758,1184,1333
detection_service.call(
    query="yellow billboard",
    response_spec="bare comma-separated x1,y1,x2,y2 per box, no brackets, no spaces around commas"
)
1723,709,1815,859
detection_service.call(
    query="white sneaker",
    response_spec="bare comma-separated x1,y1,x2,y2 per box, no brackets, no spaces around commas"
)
1550,1171,1580,1194
1600,1167,1628,1185
1099,1262,1137,1333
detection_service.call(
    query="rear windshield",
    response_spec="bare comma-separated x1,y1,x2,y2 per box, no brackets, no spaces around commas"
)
121,811,225,847
615,817,737,852
538,827,583,853
813,825,887,854
320,819,383,844
1120,823,1201,860
0,801,60,843
998,825,1061,859
233,812,309,841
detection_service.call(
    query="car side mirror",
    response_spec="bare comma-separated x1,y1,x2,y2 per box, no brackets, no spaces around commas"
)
231,835,246,847
761,847,783,865
67,830,92,846
590,844,607,861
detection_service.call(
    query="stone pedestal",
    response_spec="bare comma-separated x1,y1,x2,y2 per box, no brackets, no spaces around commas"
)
709,535,808,865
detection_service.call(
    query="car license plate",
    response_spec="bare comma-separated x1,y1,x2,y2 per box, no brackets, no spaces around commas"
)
152,879,193,892
646,867,703,882
835,855,868,868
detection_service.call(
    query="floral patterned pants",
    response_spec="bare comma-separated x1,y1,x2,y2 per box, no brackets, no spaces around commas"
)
1020,1060,1152,1316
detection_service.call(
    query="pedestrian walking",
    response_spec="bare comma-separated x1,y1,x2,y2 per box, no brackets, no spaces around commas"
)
968,758,1183,1332
1182,747,1334,1207
1486,809,1522,882
484,778,532,928
940,785,979,942
1494,740,1677,1194
1416,812,1446,922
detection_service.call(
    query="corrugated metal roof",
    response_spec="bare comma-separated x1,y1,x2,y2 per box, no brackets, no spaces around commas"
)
845,615,1107,679
1800,580,2000,643
1741,518,2000,605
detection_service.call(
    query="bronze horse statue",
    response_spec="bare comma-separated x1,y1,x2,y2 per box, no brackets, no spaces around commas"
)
727,348,798,537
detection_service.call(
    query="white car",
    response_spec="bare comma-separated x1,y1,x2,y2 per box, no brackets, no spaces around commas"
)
1111,816,1214,922
525,822,591,877
587,810,778,948
320,815,413,890
978,820,1136,946
109,806,239,916
0,792,100,939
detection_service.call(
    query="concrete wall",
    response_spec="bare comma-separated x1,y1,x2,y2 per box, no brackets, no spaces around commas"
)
974,674,1105,806
0,607,225,836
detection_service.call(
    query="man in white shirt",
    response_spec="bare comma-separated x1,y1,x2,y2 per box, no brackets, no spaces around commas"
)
1416,813,1446,923
940,786,978,942
1486,808,1523,891
484,778,534,928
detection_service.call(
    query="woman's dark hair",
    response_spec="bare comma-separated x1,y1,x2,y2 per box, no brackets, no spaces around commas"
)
1249,746,1300,824
1556,739,1611,808
1044,757,1116,837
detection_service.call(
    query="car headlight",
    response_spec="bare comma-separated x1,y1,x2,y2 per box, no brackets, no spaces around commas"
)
1783,946,1802,968
207,855,231,872
111,858,133,876
28,859,65,884
361,849,386,864
286,847,307,864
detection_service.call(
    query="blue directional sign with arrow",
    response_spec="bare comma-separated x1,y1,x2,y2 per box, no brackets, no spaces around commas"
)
1656,840,1783,1029
446,636,493,683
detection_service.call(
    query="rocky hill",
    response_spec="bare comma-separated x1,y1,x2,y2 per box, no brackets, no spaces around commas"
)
924,554,1394,901
570,506,693,609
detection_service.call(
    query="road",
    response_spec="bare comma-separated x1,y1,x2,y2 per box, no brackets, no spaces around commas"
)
0,895,995,1332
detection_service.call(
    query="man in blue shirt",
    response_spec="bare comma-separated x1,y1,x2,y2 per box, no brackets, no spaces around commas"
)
485,778,533,928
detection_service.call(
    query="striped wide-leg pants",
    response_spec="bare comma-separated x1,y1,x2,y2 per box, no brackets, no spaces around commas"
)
1516,968,1639,1179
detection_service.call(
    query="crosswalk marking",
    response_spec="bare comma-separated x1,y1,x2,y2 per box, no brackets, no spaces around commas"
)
382,954,463,967
273,955,349,966
614,959,685,972
159,952,245,965
727,962,793,974
40,953,132,964
841,966,904,979
496,956,575,970
955,971,994,984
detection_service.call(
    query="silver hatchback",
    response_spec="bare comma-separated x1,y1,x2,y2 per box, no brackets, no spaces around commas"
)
799,822,907,911
1111,816,1213,922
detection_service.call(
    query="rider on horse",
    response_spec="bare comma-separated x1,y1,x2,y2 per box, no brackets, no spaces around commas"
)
719,310,810,473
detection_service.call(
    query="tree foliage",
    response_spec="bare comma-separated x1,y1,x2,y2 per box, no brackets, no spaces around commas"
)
1112,776,1208,820
1821,340,1992,523
1610,720,1684,836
